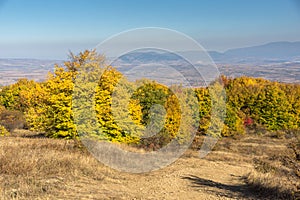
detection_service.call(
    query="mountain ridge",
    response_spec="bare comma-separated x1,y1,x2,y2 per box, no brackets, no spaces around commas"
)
208,41,300,63
1,41,300,85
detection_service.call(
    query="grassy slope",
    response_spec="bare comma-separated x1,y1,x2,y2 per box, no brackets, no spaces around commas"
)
0,130,299,200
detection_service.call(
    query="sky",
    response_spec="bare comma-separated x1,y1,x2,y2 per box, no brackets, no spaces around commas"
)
0,0,300,59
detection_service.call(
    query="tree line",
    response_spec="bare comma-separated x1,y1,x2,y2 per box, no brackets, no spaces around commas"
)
0,50,299,147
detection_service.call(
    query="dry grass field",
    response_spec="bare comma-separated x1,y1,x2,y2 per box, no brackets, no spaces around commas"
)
0,130,299,200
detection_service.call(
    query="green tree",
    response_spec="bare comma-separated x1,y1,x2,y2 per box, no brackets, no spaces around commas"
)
253,83,296,130
93,67,143,143
195,87,211,133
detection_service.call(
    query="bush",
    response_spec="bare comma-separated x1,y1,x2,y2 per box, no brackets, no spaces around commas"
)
0,125,9,136
0,107,26,131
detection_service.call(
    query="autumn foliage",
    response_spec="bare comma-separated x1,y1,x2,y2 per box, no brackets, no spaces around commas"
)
1,50,300,145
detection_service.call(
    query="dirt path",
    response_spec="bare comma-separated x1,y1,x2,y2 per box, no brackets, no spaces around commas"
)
3,134,295,199
59,151,255,200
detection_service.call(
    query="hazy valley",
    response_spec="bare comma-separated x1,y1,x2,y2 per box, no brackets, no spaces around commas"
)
1,41,300,86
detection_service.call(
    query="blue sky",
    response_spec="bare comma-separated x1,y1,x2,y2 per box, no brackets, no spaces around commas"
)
0,0,300,59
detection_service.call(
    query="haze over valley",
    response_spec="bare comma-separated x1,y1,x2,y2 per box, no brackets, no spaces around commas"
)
1,41,300,86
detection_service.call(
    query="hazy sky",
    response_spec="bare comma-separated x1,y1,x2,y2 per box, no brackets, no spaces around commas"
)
0,0,300,59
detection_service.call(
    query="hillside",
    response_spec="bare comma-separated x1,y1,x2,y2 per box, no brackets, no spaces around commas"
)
0,131,298,199
0,50,299,199
212,41,300,63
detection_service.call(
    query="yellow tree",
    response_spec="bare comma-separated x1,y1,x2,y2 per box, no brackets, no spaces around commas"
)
93,67,144,143
26,50,104,138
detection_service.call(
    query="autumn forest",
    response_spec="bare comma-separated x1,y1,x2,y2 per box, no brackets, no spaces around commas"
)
0,50,299,149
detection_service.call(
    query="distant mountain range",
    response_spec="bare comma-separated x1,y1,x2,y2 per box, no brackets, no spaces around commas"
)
111,41,300,85
208,41,300,63
0,41,300,86
112,41,300,65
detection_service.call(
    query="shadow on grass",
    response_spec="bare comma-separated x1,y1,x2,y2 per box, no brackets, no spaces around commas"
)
181,175,289,200
21,132,47,138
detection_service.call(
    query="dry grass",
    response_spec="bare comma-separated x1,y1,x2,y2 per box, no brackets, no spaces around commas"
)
0,134,108,199
207,133,300,200
245,171,298,200
0,130,299,199
245,147,300,199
